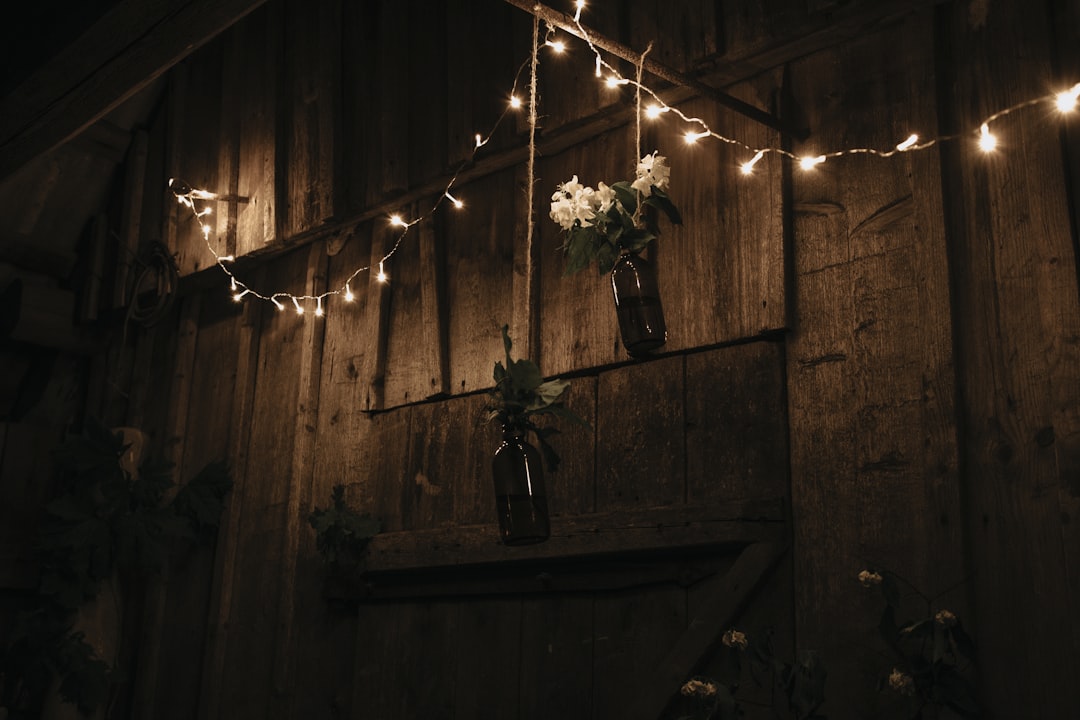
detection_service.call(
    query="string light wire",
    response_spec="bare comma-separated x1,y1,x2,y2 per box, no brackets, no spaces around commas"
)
171,1,1077,318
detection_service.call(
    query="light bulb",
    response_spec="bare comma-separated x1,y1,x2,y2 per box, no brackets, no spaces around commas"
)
292,297,304,315
509,95,522,109
445,191,464,209
1055,83,1080,113
799,155,826,170
344,283,354,302
546,39,565,53
896,134,918,151
390,214,407,227
740,151,765,175
376,262,388,283
315,297,324,317
684,130,709,144
978,123,997,153
644,104,665,120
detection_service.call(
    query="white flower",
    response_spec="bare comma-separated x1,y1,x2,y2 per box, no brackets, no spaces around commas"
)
721,629,748,650
888,668,915,695
858,569,883,587
633,152,671,196
934,609,958,628
595,182,615,213
549,175,602,230
680,678,718,698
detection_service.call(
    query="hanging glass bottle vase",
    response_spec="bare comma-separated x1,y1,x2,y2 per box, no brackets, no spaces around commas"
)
491,426,550,545
610,251,667,356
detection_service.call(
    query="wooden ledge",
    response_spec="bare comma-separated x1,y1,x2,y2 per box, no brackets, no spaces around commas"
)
326,499,785,601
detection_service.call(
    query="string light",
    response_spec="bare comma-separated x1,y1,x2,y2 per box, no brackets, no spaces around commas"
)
740,150,766,175
1055,82,1080,113
896,134,919,151
171,3,1076,322
644,104,666,120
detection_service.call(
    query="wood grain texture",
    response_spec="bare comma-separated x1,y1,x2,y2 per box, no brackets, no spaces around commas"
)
786,13,965,715
216,251,310,719
282,0,340,238
597,356,685,510
518,594,594,720
200,268,263,720
229,1,279,256
662,75,787,350
686,341,789,504
939,0,1080,714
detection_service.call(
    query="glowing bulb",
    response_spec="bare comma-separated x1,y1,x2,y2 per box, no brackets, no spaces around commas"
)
1055,83,1080,113
644,104,665,120
390,214,407,228
230,277,237,291
605,76,623,89
509,95,522,109
202,224,212,236
219,254,234,262
272,297,285,311
799,155,826,170
233,289,250,303
740,150,765,175
595,55,601,78
684,130,709,144
376,262,388,283
344,283,354,302
292,297,304,315
978,123,997,153
315,297,324,317
445,191,464,209
546,39,565,53
896,134,919,151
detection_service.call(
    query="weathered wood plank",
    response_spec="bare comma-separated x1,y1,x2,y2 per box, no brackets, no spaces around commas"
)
271,242,328,719
592,585,686,719
663,76,787,349
786,14,966,715
939,0,1080,715
633,541,786,720
131,292,201,717
518,594,594,720
199,269,263,720
349,500,783,575
216,250,310,719
686,341,789,504
229,1,279,257
0,0,268,182
114,130,149,307
419,213,450,397
444,170,519,396
383,202,430,408
351,601,458,718
282,0,340,238
145,292,243,720
452,598,522,719
596,356,685,509
356,223,393,411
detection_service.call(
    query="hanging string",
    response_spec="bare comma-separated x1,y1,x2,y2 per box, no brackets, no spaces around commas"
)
632,42,652,228
525,14,540,262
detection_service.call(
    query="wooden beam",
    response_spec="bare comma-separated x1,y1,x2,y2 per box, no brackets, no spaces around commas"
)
633,541,787,720
0,0,267,182
349,499,784,575
500,0,799,138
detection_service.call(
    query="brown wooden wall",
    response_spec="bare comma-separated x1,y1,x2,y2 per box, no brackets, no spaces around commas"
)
80,0,1080,717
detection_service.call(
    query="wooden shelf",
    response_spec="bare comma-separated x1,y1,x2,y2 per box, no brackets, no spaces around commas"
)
326,498,785,601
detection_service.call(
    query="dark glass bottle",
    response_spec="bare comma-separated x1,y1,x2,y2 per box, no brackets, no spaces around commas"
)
610,251,667,356
491,427,550,545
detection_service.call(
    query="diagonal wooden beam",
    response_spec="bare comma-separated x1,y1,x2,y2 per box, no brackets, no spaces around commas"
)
0,0,267,182
501,0,802,138
632,541,787,720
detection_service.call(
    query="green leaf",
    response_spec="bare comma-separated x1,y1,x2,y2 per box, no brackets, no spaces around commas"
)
611,181,638,213
596,242,617,274
563,226,597,275
172,460,233,533
645,187,683,225
509,358,543,393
